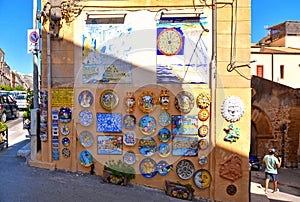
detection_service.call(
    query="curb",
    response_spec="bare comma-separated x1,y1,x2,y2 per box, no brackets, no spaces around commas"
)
16,142,31,157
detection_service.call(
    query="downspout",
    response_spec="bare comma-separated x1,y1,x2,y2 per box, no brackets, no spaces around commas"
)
47,31,52,163
271,53,274,81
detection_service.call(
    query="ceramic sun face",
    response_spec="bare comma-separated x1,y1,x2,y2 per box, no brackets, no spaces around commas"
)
221,96,245,122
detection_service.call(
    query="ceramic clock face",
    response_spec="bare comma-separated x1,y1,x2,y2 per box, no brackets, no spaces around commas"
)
157,28,183,56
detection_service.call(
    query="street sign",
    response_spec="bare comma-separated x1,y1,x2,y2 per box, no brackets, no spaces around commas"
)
27,29,40,54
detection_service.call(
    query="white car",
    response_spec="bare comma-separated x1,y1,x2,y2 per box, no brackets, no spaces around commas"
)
15,94,29,110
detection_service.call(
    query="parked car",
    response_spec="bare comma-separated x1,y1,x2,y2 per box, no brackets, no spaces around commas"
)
0,94,18,122
15,94,29,110
249,156,261,171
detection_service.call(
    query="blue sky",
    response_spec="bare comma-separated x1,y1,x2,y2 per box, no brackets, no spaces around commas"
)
0,0,299,75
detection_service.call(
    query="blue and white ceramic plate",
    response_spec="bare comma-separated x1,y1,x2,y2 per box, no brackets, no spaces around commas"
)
100,89,119,111
139,157,157,178
123,131,136,146
79,110,93,126
79,131,93,148
123,151,136,165
78,90,94,108
61,125,70,136
123,114,136,130
158,111,171,127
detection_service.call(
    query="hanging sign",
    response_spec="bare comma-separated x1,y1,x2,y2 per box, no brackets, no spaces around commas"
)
27,29,40,54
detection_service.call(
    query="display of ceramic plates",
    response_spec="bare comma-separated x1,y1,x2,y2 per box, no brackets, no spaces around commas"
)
123,151,136,165
158,111,171,127
123,131,136,146
79,131,93,147
157,128,171,142
100,89,119,110
158,143,171,157
193,169,212,189
138,115,156,135
78,90,94,108
62,137,70,147
156,160,173,176
176,159,195,180
79,150,94,168
198,125,209,138
138,91,156,113
139,157,157,178
79,110,93,126
62,148,70,157
199,155,208,166
199,138,209,150
198,108,210,121
59,107,72,123
138,136,157,157
123,114,136,129
61,125,70,135
174,91,195,114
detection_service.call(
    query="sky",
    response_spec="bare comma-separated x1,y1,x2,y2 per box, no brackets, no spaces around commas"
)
0,0,299,75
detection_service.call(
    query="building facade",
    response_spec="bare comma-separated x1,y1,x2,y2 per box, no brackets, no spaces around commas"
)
31,0,252,201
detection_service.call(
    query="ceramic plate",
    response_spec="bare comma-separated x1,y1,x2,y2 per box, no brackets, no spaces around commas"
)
123,151,136,165
123,114,136,129
59,107,72,123
176,159,195,180
78,90,94,108
198,108,210,121
123,131,136,146
61,125,70,136
138,115,156,135
174,91,195,114
198,125,209,138
156,160,173,176
158,111,171,127
138,91,156,113
199,138,209,150
158,143,171,157
193,169,212,189
138,136,157,157
62,148,70,158
157,128,171,142
62,137,70,147
199,155,208,166
79,110,93,126
100,89,119,110
79,131,93,147
79,150,94,168
139,157,157,178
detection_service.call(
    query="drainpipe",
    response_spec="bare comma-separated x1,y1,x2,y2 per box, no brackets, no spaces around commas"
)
47,31,52,162
271,53,274,81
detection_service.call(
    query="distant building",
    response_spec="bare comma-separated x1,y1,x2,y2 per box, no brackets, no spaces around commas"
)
0,48,10,86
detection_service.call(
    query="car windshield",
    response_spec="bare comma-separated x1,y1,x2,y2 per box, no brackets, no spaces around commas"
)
16,95,27,99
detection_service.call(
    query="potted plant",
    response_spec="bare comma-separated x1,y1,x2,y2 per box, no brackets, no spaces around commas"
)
103,160,135,186
165,180,195,200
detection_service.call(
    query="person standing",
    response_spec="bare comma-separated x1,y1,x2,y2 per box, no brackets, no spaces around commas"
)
263,148,282,194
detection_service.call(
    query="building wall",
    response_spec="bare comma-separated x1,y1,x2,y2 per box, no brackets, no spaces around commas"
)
38,0,251,201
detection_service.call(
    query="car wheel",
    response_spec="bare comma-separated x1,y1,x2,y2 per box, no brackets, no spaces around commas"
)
1,112,7,123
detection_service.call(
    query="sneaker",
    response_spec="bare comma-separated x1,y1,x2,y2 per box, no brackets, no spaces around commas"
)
264,189,268,194
272,188,279,193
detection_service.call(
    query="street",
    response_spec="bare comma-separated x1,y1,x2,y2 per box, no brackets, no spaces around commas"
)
6,114,30,147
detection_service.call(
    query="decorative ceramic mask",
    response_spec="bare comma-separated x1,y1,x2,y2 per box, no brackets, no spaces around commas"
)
221,96,244,122
159,89,170,110
124,92,136,113
196,91,211,109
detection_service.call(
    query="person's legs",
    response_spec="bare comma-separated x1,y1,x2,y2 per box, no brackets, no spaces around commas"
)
272,174,279,192
265,173,271,193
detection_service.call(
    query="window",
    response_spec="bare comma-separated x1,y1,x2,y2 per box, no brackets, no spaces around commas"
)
256,65,264,78
280,65,284,79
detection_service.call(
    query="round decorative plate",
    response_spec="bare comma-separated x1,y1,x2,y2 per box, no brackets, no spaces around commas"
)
196,91,211,109
198,125,209,138
100,89,119,111
123,151,136,165
158,111,171,127
62,148,70,158
58,107,72,123
176,159,195,180
79,150,94,168
193,169,212,189
157,128,171,142
139,157,157,178
61,125,70,136
79,110,93,126
198,108,210,121
157,28,183,56
156,160,173,176
123,114,136,129
78,90,94,108
138,91,156,113
199,155,208,166
79,131,93,147
175,91,195,114
227,184,237,196
158,143,171,157
62,137,70,147
138,136,157,157
123,131,136,146
199,138,209,150
138,115,156,135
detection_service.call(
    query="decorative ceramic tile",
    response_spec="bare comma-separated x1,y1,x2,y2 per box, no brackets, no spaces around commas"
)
193,169,212,189
221,96,244,122
171,115,198,135
59,107,72,123
176,159,195,180
172,136,199,156
219,154,242,181
138,91,157,113
79,150,94,168
78,90,94,108
79,131,93,147
156,160,173,176
174,91,194,114
97,113,122,133
100,89,119,111
138,115,156,135
158,143,171,157
123,151,136,165
123,131,136,146
139,157,157,178
123,114,136,129
79,110,93,126
158,111,171,127
138,136,157,157
97,135,122,155
223,123,240,143
157,128,171,142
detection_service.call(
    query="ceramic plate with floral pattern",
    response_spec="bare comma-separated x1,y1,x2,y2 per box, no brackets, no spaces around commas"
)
158,111,171,127
123,151,136,165
79,110,93,126
139,157,157,178
123,114,136,130
61,125,70,136
79,131,93,147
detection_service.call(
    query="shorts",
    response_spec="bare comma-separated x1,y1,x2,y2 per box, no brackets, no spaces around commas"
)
265,172,278,181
